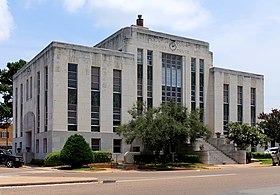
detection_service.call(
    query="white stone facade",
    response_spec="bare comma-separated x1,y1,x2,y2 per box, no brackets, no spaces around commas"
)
12,24,264,162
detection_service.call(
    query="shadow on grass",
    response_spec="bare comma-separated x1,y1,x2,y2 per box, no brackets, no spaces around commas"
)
137,163,213,171
57,166,106,171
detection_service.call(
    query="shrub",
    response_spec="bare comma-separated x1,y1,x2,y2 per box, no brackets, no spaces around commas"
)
30,159,45,167
44,151,63,167
249,152,271,159
92,151,112,163
176,154,200,163
60,134,93,168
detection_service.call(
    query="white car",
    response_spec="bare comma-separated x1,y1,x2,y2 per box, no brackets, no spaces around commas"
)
264,147,279,154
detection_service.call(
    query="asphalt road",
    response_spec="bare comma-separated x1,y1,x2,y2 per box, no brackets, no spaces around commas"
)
1,165,280,194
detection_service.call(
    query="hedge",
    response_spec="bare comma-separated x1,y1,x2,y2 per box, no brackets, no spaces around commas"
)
44,151,63,167
92,151,112,163
248,152,271,159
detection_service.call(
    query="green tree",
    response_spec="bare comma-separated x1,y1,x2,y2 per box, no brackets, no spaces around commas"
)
258,109,280,146
117,101,212,157
0,60,26,126
60,134,93,168
227,122,267,150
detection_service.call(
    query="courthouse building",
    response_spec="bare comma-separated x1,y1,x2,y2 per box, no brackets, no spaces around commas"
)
13,16,264,162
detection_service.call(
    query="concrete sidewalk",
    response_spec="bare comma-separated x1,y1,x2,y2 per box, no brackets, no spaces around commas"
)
0,166,98,187
0,176,98,187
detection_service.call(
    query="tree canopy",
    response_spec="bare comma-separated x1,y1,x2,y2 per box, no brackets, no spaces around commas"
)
0,60,26,125
258,109,280,146
227,122,268,150
116,101,212,155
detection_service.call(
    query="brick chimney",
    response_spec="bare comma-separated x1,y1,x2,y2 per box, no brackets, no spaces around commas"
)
136,15,143,27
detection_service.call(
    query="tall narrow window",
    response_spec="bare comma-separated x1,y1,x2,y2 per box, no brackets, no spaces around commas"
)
91,67,100,132
26,79,29,100
237,86,243,124
36,139,39,153
20,84,23,137
137,49,143,103
30,76,32,99
14,143,17,154
251,88,256,126
15,87,18,138
44,67,48,132
113,70,121,132
147,50,153,109
191,58,196,111
162,53,182,104
37,72,40,133
68,63,77,131
43,138,47,153
19,142,22,153
223,84,229,135
199,59,204,110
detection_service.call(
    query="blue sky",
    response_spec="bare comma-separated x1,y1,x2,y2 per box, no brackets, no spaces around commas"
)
0,0,279,112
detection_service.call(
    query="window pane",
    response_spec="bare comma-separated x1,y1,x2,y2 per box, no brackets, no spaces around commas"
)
68,89,77,104
113,94,121,108
91,91,100,106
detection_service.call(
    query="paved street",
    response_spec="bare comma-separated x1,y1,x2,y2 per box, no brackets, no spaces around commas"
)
0,164,280,194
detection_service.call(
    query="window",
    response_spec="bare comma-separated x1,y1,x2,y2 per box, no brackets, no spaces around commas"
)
26,79,29,100
43,138,47,153
199,59,204,111
147,50,153,109
223,84,229,135
91,138,100,151
20,84,23,137
91,67,100,132
15,88,18,138
68,64,77,131
14,143,17,154
113,139,122,153
251,88,256,126
162,53,182,104
37,72,40,133
44,67,48,132
19,142,22,153
113,70,121,131
30,76,32,99
36,139,39,153
237,86,243,123
137,49,143,101
1,132,9,138
191,58,196,110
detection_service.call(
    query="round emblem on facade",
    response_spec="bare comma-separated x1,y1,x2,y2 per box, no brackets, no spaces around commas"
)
169,41,177,51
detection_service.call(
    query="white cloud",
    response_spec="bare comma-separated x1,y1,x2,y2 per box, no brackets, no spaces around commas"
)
0,0,14,43
63,0,211,32
63,0,86,13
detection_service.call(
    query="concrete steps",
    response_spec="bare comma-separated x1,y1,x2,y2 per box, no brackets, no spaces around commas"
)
195,138,238,164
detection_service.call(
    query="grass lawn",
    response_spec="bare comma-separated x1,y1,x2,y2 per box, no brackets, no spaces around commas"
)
258,158,272,165
57,166,106,171
142,162,212,169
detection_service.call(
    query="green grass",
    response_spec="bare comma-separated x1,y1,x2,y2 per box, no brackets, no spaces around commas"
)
72,167,106,171
57,166,106,171
143,163,212,169
258,158,272,164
